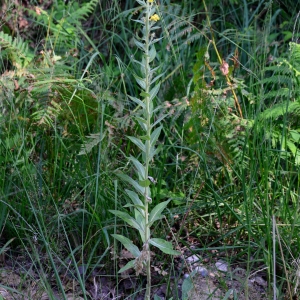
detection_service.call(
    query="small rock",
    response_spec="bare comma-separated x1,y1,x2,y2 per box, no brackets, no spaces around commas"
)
215,260,228,272
194,266,208,277
186,255,201,264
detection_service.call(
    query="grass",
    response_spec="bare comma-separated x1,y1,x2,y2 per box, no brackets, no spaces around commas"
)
1,0,300,299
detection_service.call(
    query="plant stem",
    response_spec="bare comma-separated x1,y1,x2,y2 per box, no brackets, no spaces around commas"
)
144,2,151,299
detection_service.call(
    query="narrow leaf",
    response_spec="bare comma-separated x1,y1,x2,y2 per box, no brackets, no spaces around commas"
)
118,260,135,273
149,45,156,62
148,200,170,225
150,83,161,101
117,173,144,194
150,126,162,147
109,210,144,232
134,38,145,51
127,136,145,152
149,145,160,161
151,73,165,85
149,238,180,255
151,114,169,128
129,156,146,179
128,95,145,109
125,189,144,209
133,74,146,90
111,234,141,258
135,117,147,131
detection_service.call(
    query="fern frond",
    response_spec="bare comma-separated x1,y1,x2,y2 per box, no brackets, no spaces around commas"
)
259,101,300,120
79,132,107,155
66,0,98,24
0,32,34,68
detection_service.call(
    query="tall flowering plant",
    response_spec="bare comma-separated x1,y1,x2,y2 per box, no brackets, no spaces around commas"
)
109,0,180,299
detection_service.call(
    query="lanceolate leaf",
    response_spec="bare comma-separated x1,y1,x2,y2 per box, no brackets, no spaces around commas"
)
125,189,145,210
129,156,146,179
128,95,145,109
151,114,169,128
127,136,146,152
133,74,146,90
149,238,180,255
148,200,170,225
149,45,156,63
117,173,145,194
150,83,161,101
135,117,147,131
109,210,144,232
149,145,160,161
112,234,141,258
134,38,145,51
150,126,162,147
151,73,165,85
118,260,135,273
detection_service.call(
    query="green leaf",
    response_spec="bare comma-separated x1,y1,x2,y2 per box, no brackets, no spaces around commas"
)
134,38,145,51
118,259,135,273
149,45,156,63
151,114,169,128
149,238,180,255
111,234,141,258
133,74,146,90
139,135,151,141
109,210,144,232
128,95,145,109
135,117,147,131
148,200,170,225
149,145,160,161
127,136,145,152
151,72,165,85
150,83,161,101
135,209,146,242
129,156,146,179
125,189,144,210
140,91,150,98
139,179,150,187
117,173,145,194
150,126,162,147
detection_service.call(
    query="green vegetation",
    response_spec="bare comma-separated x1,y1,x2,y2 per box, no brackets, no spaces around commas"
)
0,0,300,299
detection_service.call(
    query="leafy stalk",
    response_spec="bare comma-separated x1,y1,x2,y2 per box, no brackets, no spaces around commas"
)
110,1,179,299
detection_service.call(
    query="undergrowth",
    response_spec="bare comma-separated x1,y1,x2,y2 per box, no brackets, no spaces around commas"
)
0,0,300,299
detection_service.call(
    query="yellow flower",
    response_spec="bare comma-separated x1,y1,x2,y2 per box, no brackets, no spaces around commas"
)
150,14,160,22
148,0,154,2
